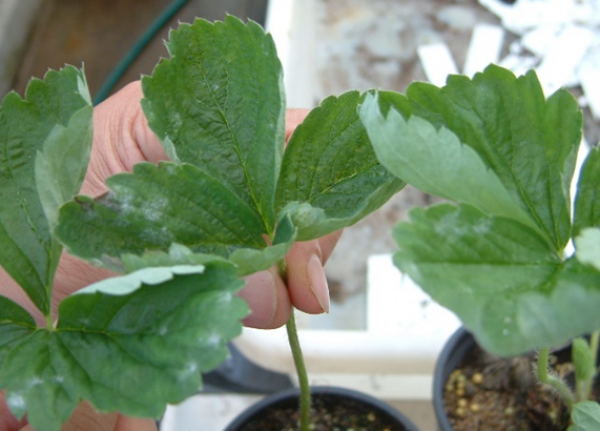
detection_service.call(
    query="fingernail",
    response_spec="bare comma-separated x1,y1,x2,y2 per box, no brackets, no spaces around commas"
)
239,270,278,328
308,254,330,313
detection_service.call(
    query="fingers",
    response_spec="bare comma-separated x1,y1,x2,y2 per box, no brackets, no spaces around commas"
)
239,268,291,329
284,230,343,315
82,81,166,198
239,229,343,329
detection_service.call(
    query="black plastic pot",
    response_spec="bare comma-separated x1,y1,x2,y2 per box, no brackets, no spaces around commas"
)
433,327,475,431
224,385,421,431
434,328,600,430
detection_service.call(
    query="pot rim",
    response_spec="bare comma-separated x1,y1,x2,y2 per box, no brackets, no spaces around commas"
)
223,385,421,431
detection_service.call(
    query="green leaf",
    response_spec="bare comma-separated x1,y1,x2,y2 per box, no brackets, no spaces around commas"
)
363,65,582,251
35,105,93,229
572,338,595,383
568,401,600,431
360,93,538,234
0,296,37,366
0,66,91,315
276,91,404,241
58,20,403,279
407,66,581,251
141,16,285,233
574,147,600,236
56,162,268,264
575,228,600,271
393,204,600,355
0,262,247,431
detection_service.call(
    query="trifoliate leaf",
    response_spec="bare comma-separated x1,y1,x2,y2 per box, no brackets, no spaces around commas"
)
276,91,404,241
58,23,403,275
0,262,247,431
361,64,591,355
142,16,285,233
0,66,91,315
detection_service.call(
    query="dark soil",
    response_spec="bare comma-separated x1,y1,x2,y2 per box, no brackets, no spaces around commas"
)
237,392,407,431
443,343,599,431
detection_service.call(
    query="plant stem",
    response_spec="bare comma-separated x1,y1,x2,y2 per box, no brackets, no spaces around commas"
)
538,347,575,411
278,260,311,431
585,330,600,401
590,331,599,369
286,312,311,431
45,311,54,331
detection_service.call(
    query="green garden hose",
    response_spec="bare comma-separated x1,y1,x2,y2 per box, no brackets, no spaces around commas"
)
93,0,192,105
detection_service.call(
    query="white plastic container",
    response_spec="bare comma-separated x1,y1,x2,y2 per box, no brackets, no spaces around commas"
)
234,253,461,400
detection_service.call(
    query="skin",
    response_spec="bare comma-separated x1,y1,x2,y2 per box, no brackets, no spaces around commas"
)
0,82,341,431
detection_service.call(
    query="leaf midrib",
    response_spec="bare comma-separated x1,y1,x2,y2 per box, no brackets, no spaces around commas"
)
307,162,382,204
190,58,269,231
449,79,561,249
306,116,362,200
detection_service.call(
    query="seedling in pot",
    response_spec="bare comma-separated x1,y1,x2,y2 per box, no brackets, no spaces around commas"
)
0,16,405,431
359,64,600,430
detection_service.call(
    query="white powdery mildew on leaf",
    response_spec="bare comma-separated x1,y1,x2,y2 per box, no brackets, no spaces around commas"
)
138,196,169,223
7,392,26,411
176,361,199,382
25,376,43,389
434,210,469,238
473,217,492,235
200,333,221,348
139,225,174,246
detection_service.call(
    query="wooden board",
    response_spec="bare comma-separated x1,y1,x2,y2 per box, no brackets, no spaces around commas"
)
14,0,268,100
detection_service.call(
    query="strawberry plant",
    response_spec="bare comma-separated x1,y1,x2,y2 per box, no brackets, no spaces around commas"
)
0,16,404,431
360,64,600,430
